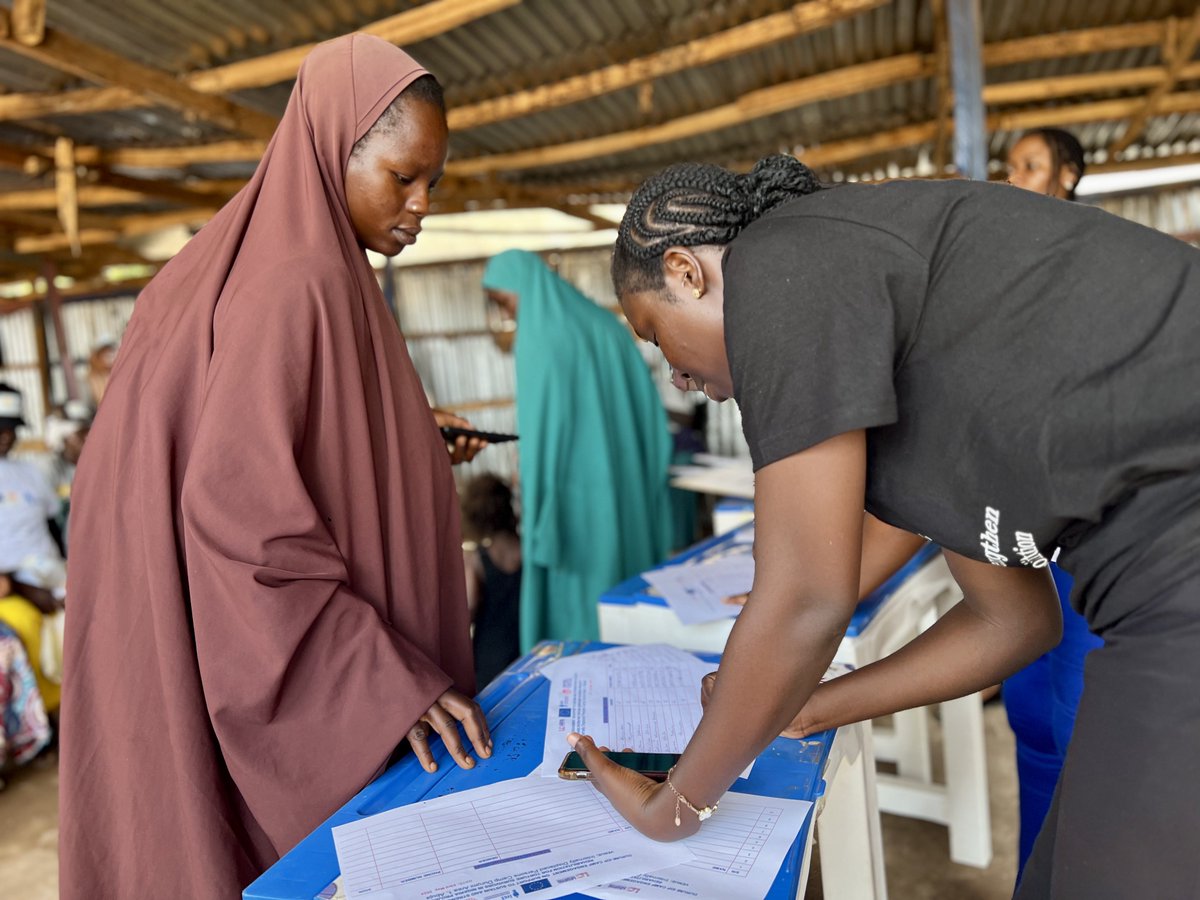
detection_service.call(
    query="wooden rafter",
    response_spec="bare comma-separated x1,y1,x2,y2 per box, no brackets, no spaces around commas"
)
11,0,45,46
1108,10,1200,156
446,54,934,177
980,20,1169,67
0,0,520,124
14,207,217,254
54,137,81,257
187,0,521,94
983,64,1200,105
446,0,889,130
0,10,279,139
0,185,149,212
0,14,1175,135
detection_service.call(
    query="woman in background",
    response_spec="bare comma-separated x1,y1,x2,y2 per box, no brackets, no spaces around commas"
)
482,250,675,648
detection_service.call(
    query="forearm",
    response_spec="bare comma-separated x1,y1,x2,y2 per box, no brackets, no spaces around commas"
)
667,592,851,810
798,594,1061,735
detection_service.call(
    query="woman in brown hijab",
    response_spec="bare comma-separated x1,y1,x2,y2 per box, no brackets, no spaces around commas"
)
60,34,489,898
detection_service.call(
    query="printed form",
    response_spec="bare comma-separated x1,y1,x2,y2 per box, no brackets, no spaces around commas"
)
590,792,814,899
331,777,691,900
538,645,727,777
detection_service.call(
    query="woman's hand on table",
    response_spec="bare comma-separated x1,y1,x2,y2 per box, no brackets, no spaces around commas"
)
565,733,700,842
431,409,488,465
409,688,493,773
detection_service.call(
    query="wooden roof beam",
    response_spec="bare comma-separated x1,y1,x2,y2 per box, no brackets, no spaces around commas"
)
0,12,1171,135
0,10,279,139
800,91,1200,173
11,0,46,46
0,0,519,122
445,53,934,176
980,20,1169,67
0,185,151,212
983,64,1200,105
447,0,890,130
187,0,521,94
1108,10,1200,156
15,206,217,254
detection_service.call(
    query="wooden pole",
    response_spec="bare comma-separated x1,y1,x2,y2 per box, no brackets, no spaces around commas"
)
42,261,82,401
30,296,52,415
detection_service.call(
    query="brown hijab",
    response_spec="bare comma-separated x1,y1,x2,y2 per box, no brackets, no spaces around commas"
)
60,34,474,898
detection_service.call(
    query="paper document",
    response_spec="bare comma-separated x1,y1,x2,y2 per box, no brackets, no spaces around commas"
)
539,645,717,777
539,645,753,780
589,792,814,899
642,554,755,625
332,776,692,900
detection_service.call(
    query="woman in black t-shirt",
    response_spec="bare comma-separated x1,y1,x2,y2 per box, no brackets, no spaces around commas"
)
565,155,1200,899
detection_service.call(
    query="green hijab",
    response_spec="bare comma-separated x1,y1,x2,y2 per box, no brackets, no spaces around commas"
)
483,250,674,648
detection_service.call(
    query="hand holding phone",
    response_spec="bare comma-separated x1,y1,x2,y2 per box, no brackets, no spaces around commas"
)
558,750,681,782
439,425,519,444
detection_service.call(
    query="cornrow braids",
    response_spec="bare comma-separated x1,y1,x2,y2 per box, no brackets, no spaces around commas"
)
351,74,446,159
612,154,822,298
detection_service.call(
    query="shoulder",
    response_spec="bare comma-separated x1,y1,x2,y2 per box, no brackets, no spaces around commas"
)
219,255,363,331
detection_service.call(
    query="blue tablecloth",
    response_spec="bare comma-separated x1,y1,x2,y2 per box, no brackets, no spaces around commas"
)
244,641,837,900
599,523,941,637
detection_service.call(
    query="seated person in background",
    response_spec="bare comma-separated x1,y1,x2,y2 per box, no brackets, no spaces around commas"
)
0,604,53,780
0,384,65,714
40,400,92,550
461,474,522,687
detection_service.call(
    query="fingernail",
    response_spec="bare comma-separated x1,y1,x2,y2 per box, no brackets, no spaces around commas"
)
567,733,580,748
427,762,438,772
465,757,475,768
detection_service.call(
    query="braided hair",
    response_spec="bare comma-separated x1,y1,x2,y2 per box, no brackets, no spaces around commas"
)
612,154,823,297
1024,128,1086,200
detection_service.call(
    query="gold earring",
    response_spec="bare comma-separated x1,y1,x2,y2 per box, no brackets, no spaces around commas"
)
692,287,702,299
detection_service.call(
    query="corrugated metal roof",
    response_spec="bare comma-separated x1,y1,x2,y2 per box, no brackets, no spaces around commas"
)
0,0,1198,277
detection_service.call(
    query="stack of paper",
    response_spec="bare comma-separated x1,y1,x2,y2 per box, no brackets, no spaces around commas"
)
329,645,820,899
642,551,755,624
332,778,812,900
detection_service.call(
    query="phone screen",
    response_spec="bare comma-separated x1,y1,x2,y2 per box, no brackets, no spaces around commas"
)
558,751,680,782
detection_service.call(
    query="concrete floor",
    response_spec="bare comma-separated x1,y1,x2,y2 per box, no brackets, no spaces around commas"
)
0,702,1018,899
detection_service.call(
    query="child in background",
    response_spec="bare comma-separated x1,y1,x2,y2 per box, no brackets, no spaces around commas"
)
461,474,522,687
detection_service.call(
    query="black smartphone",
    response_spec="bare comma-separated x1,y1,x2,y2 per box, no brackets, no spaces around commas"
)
440,425,519,444
558,750,681,782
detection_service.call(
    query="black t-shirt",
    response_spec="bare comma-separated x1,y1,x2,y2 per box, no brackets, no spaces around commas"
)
724,179,1200,573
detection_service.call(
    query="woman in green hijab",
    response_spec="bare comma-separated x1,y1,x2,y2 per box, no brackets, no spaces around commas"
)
482,250,674,648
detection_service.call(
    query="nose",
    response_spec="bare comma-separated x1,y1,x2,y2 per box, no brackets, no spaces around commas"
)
407,185,430,218
670,368,692,392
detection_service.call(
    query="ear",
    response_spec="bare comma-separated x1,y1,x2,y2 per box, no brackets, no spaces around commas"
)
1059,164,1078,194
662,246,706,295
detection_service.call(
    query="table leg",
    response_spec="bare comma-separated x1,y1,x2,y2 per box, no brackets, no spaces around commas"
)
815,722,888,899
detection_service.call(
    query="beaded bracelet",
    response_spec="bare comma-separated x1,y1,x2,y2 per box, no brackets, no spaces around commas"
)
665,766,719,826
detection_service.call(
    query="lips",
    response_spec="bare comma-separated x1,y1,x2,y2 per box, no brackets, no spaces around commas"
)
392,226,420,246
